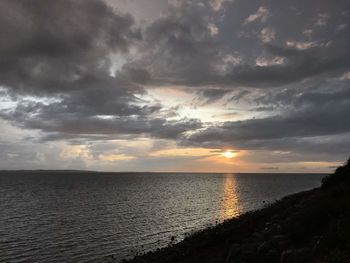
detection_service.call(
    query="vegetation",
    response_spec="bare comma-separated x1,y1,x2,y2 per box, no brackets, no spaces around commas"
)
322,158,350,188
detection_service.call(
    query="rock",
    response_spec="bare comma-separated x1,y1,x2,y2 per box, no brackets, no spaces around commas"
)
271,215,280,221
280,248,310,263
271,234,286,242
273,223,282,232
251,231,262,239
240,249,256,262
336,218,350,241
263,223,282,236
256,241,281,263
265,249,279,262
263,226,273,236
271,234,289,249
226,243,241,263
311,236,324,255
258,241,273,255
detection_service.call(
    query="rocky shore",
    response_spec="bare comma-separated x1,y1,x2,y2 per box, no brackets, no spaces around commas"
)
104,159,350,263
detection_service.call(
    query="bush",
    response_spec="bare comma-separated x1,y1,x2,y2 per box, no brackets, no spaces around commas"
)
322,158,350,188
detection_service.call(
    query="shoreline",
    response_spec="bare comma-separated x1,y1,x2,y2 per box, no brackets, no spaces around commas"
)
116,188,319,262
100,161,350,263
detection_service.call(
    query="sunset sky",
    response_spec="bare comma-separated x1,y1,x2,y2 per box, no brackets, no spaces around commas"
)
0,0,349,172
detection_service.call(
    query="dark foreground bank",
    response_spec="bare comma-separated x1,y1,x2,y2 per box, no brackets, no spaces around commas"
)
104,159,350,263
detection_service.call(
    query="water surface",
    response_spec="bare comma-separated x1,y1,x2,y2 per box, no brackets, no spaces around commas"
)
0,171,324,262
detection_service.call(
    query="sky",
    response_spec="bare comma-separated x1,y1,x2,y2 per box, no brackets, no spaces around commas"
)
0,0,349,172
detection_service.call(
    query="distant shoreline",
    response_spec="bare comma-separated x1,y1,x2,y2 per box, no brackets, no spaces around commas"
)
0,170,328,175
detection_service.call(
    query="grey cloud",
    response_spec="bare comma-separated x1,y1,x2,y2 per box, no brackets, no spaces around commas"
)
226,0,350,87
260,167,279,170
0,141,86,170
253,79,350,109
186,134,350,164
243,6,269,25
225,42,350,88
197,88,232,104
186,103,350,145
0,0,203,142
1,100,201,140
126,0,227,86
1,0,350,169
119,66,151,84
183,83,350,157
0,0,140,95
251,106,276,112
229,90,251,102
127,0,350,88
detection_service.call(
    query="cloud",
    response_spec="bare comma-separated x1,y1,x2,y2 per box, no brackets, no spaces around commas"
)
259,27,276,43
126,0,350,88
1,0,350,170
0,95,201,140
244,6,269,25
209,0,232,11
0,0,205,145
260,166,279,170
208,23,219,36
196,88,232,104
224,41,350,87
187,104,350,144
182,82,350,161
0,0,151,135
315,13,329,27
0,0,141,95
255,56,285,66
121,0,231,86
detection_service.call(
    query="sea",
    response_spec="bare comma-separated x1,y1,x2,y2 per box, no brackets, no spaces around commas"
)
0,171,325,263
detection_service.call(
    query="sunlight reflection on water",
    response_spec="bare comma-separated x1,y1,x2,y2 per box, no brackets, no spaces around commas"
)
220,174,241,220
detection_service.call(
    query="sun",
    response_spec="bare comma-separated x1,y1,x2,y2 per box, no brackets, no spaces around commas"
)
222,150,237,159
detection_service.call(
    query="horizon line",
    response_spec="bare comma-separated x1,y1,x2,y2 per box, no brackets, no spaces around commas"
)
0,169,330,175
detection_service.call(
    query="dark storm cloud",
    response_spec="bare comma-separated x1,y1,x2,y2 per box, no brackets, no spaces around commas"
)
227,42,350,87
119,66,151,84
183,83,350,156
0,0,145,125
125,0,227,86
196,88,232,104
0,0,202,141
0,96,201,140
127,0,350,163
236,0,350,87
185,107,349,146
229,90,251,102
239,135,350,163
254,80,350,109
0,0,349,168
0,0,140,94
128,0,350,88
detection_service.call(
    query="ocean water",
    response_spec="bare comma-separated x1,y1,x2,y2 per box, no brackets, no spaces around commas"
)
0,171,325,262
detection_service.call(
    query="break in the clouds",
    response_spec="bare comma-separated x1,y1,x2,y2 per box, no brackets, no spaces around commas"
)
0,0,349,172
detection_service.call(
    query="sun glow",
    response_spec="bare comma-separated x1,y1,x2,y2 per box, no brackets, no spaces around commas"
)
222,150,237,159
